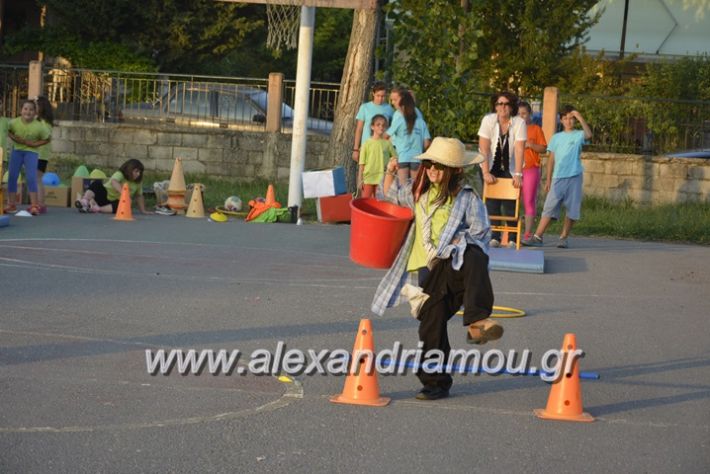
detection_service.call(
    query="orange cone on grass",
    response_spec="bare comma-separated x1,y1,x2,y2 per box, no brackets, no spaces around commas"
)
265,184,276,206
186,183,205,218
114,183,134,221
330,318,390,407
534,333,594,422
167,158,187,213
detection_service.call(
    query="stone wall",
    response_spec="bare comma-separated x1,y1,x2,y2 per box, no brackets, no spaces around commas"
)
51,121,331,181
51,121,710,204
579,152,710,204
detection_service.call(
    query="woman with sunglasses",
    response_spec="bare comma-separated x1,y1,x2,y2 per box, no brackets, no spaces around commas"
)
371,137,501,401
477,91,527,247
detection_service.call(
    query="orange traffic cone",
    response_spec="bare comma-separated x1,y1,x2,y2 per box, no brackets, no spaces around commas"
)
330,319,390,407
168,158,187,193
534,333,594,422
113,183,134,221
167,158,187,213
186,183,205,218
265,184,276,206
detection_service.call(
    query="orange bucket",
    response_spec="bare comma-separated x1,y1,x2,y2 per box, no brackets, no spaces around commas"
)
350,198,413,269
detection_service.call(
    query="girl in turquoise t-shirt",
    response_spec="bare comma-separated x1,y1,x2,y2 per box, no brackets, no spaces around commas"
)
386,88,429,186
6,100,51,215
75,159,150,214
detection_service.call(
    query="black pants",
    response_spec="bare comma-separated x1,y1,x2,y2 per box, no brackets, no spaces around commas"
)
416,245,494,390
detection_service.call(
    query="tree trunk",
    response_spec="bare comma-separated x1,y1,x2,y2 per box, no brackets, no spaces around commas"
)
327,6,381,191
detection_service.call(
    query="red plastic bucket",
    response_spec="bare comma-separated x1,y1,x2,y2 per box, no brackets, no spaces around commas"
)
350,198,414,269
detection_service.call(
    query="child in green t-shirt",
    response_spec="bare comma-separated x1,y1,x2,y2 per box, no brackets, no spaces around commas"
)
75,159,151,214
5,100,51,215
357,114,397,199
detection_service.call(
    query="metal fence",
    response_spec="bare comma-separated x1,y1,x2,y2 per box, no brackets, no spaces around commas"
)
559,93,710,154
0,65,29,118
0,65,338,134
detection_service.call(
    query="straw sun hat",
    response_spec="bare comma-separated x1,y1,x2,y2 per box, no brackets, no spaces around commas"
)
416,137,484,168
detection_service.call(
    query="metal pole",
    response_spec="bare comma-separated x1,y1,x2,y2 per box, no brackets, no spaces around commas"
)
287,6,315,211
619,0,630,59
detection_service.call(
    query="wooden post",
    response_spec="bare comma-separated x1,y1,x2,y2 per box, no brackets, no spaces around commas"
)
542,87,558,144
28,61,44,99
266,73,284,133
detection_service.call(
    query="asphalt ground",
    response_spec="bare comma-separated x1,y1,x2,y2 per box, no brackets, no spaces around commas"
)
1,208,708,473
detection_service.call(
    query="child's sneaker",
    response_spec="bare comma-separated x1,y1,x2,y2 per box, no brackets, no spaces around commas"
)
28,205,40,216
75,198,90,213
506,241,517,249
557,236,569,248
155,206,176,216
3,205,18,214
522,235,543,247
489,239,500,248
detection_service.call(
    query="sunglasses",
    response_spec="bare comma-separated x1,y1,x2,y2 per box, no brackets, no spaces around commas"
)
495,101,511,107
422,161,446,171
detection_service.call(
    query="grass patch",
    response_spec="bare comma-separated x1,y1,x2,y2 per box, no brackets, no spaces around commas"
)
542,196,710,245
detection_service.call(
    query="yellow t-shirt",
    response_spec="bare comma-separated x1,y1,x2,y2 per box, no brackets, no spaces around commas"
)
360,137,396,185
8,117,50,152
104,171,142,201
407,184,453,271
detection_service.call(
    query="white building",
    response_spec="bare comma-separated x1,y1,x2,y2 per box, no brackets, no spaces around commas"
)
585,0,710,60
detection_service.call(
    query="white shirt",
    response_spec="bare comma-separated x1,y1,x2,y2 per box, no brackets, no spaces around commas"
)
477,113,527,171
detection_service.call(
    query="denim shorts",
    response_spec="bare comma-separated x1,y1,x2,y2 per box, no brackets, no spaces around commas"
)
541,174,583,221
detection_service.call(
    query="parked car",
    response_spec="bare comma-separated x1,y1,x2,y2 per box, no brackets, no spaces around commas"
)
120,83,333,134
666,149,710,159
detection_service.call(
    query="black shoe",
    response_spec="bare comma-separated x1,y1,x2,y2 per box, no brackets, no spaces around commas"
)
415,387,450,401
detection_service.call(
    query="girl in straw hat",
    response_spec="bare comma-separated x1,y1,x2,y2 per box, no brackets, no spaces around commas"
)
371,137,502,401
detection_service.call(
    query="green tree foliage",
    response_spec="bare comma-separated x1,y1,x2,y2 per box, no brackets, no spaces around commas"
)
475,0,600,95
388,0,601,141
210,8,353,82
1,0,260,72
629,56,710,151
387,1,483,140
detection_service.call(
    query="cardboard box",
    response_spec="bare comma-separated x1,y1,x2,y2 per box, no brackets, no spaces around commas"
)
44,185,70,207
316,193,352,223
302,167,347,198
71,176,97,202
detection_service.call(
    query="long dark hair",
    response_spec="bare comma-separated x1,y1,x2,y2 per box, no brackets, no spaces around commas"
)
400,90,417,135
392,86,417,134
35,96,54,126
411,163,463,206
119,159,145,183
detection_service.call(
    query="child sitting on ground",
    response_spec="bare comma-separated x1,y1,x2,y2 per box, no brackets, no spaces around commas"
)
75,159,151,214
357,114,397,199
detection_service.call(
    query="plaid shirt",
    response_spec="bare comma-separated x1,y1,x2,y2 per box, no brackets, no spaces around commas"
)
370,181,491,316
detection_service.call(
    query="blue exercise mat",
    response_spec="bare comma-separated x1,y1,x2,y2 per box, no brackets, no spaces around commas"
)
489,247,544,274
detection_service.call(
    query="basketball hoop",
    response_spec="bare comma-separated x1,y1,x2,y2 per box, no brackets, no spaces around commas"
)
266,1,301,55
